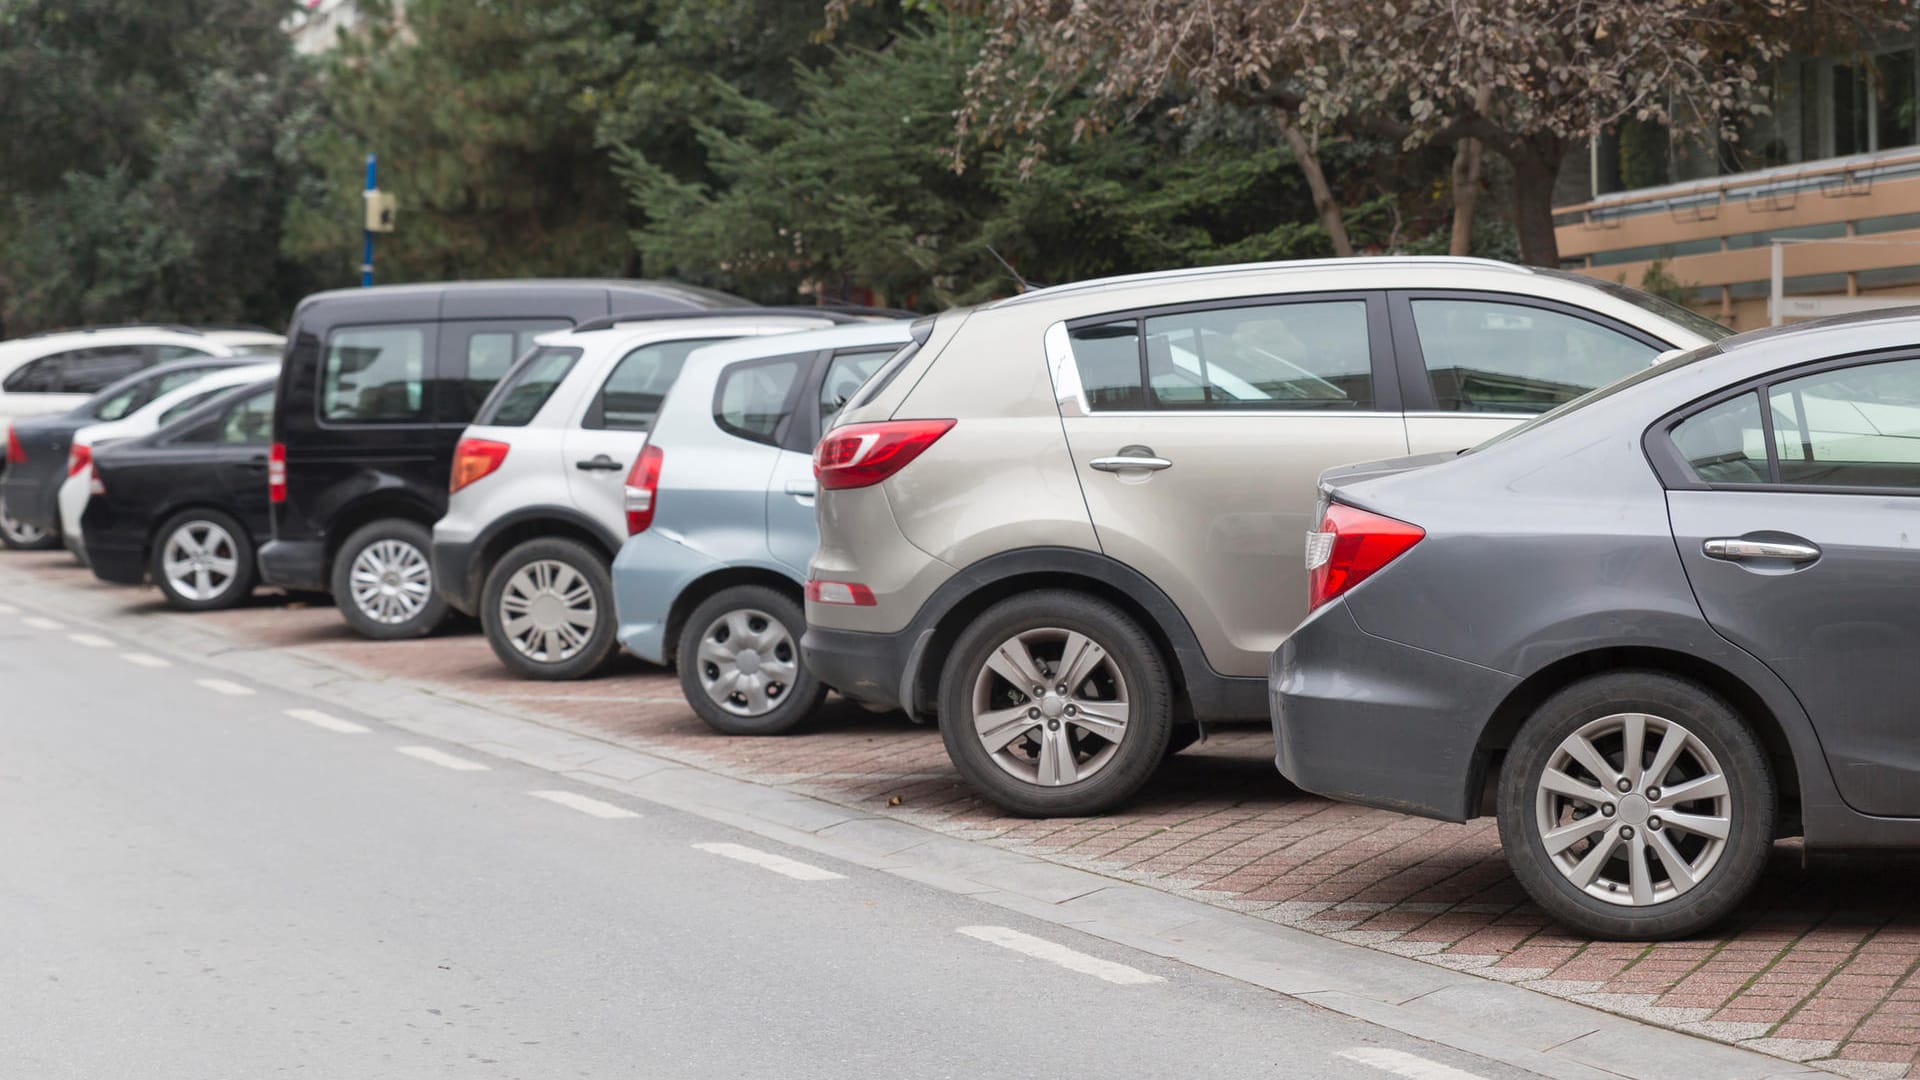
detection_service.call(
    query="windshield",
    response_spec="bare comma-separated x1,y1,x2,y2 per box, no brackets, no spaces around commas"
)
1471,341,1726,452
1538,269,1734,343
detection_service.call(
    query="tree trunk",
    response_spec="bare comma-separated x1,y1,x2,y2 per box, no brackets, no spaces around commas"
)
1449,87,1493,256
1505,137,1565,267
1275,111,1354,258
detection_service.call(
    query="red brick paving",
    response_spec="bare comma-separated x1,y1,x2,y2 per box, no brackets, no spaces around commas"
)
12,551,1920,1078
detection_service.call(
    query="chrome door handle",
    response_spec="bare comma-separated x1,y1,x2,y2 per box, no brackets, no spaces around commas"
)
784,479,817,498
575,455,623,472
1090,456,1172,473
1703,538,1821,562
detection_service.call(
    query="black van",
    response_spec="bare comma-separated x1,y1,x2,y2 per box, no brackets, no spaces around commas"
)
260,279,746,639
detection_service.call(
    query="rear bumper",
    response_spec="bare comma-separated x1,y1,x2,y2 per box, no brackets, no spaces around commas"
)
258,538,327,592
1,472,60,533
611,531,723,666
1270,602,1520,823
800,623,918,712
430,536,480,616
84,541,145,586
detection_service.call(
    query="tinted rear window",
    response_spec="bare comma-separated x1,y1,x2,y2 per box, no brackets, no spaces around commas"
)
322,325,427,423
475,346,580,427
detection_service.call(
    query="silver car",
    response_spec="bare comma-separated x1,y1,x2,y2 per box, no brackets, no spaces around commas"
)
802,257,1731,817
609,321,913,734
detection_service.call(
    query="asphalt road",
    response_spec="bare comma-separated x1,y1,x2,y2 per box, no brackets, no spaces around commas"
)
0,610,1545,1080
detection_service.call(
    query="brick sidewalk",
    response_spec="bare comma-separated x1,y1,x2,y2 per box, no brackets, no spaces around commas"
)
16,551,1920,1079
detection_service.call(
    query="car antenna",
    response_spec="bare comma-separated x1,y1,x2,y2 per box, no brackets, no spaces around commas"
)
984,245,1040,293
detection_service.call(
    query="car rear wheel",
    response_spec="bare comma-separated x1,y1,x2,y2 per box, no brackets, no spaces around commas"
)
0,494,58,551
332,519,448,640
1497,671,1774,940
677,585,825,735
150,509,257,611
939,590,1172,817
481,538,617,680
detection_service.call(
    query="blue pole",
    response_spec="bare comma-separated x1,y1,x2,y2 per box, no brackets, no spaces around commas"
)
361,153,377,287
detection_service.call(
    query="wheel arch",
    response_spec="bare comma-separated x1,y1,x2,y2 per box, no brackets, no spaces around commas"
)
663,562,804,667
323,492,442,573
143,500,252,562
470,506,622,605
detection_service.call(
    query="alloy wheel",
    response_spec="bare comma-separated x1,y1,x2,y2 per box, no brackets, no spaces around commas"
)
162,520,241,601
347,538,432,625
498,558,597,663
1533,711,1732,906
694,608,798,717
0,499,48,546
970,627,1129,787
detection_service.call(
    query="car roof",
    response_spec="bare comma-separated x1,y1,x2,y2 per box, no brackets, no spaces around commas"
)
677,320,915,371
989,256,1531,309
536,312,865,352
0,325,233,362
294,278,750,310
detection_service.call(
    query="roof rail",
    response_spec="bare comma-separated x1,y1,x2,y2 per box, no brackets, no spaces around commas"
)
571,305,909,334
992,256,1529,308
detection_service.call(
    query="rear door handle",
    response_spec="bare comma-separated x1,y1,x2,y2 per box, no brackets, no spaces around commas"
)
784,479,817,498
1090,445,1172,473
575,455,623,472
1703,538,1821,563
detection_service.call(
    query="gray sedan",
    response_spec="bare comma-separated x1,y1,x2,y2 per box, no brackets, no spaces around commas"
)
1271,310,1920,940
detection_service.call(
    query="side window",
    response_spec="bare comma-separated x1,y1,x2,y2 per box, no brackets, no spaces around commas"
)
587,337,730,431
3,355,62,392
158,386,235,427
715,356,804,445
1411,299,1657,413
1769,359,1920,487
454,321,567,420
152,366,221,396
92,385,148,421
220,391,275,445
155,345,212,363
1672,393,1769,484
1068,322,1146,410
322,325,427,423
1143,301,1373,410
58,347,152,394
476,347,580,427
819,349,893,427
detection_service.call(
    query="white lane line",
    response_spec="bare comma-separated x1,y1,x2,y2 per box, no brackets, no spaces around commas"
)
957,925,1163,985
195,678,255,697
694,842,844,881
67,632,113,648
396,746,489,772
529,790,639,819
122,652,172,668
1338,1048,1492,1080
286,708,369,735
21,615,62,630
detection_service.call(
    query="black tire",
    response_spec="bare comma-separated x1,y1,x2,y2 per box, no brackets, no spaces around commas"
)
938,590,1172,817
148,508,257,611
480,537,618,681
676,584,825,735
1496,670,1774,940
0,493,59,551
330,518,448,640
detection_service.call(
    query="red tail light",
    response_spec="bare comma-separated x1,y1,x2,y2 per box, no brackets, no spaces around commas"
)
66,442,91,478
624,444,663,534
5,425,24,465
1305,501,1424,612
814,419,955,490
449,437,510,494
268,441,287,503
805,579,876,607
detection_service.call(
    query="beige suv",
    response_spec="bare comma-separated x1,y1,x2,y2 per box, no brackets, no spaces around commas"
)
801,257,1730,816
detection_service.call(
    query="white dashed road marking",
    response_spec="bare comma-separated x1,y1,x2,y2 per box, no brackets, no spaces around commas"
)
957,925,1163,986
694,842,844,881
67,632,112,648
286,708,369,735
195,678,254,696
22,615,62,630
396,746,489,772
122,652,172,668
529,790,639,819
1338,1048,1493,1080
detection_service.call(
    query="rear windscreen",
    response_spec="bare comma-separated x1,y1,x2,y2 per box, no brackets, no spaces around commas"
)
474,346,581,427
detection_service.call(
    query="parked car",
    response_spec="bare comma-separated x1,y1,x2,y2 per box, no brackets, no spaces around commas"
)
59,363,282,562
802,256,1734,817
1270,310,1920,939
0,356,266,551
83,378,278,610
432,309,879,679
259,279,749,641
0,326,285,549
607,320,914,731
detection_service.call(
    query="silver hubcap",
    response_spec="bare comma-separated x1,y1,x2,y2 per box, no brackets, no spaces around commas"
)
162,520,241,601
0,497,46,545
971,627,1129,788
695,608,797,717
347,538,431,625
1533,712,1733,907
499,558,596,662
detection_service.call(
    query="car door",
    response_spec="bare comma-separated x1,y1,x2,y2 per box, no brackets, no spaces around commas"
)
210,388,278,540
1390,292,1666,454
1658,353,1920,817
1054,292,1406,677
766,346,895,573
563,335,734,535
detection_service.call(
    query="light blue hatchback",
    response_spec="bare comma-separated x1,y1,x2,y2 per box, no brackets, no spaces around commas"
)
611,320,914,734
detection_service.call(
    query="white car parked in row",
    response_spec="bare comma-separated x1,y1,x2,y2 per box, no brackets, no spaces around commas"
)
0,325,282,421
